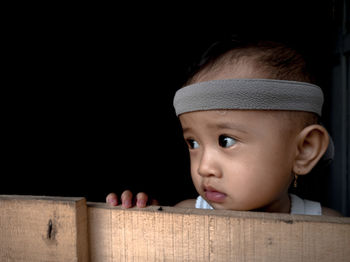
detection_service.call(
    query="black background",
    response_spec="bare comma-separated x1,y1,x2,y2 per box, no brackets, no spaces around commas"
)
2,2,339,206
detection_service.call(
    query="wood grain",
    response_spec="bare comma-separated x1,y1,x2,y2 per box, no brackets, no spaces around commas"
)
87,203,350,262
0,195,89,262
1,195,350,261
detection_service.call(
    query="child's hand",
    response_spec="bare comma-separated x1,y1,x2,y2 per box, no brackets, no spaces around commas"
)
106,190,158,208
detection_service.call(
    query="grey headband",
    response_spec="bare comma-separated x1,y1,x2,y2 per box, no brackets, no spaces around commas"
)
173,79,324,116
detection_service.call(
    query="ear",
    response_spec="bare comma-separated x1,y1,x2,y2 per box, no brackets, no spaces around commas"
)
293,125,330,175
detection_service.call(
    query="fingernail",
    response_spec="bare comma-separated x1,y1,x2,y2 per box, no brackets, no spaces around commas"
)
123,200,131,208
107,198,116,206
137,199,146,207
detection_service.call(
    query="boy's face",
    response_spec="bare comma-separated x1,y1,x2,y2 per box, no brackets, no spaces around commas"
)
180,110,298,212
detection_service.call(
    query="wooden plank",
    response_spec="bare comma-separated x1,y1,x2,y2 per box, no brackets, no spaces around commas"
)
1,195,350,261
0,195,89,262
87,203,350,262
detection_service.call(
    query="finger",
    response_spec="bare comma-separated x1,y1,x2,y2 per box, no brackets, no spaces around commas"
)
106,193,118,206
121,190,133,208
136,192,148,208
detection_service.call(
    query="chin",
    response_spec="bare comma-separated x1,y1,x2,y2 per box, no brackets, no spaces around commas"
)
211,202,255,211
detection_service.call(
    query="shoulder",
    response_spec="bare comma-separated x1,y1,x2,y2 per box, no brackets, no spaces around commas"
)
175,199,196,208
322,206,343,217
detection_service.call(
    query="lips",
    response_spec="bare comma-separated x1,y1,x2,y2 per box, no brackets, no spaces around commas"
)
204,186,227,203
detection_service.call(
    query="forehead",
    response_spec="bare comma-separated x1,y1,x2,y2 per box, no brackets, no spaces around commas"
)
179,110,287,132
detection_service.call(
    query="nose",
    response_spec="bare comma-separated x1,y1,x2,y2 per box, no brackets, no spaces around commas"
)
197,149,222,178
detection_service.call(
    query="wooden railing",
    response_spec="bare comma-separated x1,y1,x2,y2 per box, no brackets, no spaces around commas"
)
1,195,349,261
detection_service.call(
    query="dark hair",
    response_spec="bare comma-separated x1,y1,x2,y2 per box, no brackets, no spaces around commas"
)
184,35,315,85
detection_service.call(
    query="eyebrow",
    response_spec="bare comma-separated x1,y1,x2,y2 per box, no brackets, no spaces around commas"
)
182,122,248,134
182,127,192,134
209,122,248,133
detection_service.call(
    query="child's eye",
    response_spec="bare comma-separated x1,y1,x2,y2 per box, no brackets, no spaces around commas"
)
218,135,237,148
186,139,199,149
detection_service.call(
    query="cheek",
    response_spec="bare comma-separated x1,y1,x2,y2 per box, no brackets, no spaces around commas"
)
253,133,296,171
223,159,263,193
189,153,197,173
223,144,293,202
190,170,203,197
249,144,294,189
189,156,201,190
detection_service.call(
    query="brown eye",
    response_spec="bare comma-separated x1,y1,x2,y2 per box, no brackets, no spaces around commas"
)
218,135,236,148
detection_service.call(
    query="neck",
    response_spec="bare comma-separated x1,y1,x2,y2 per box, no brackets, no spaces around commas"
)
254,194,291,214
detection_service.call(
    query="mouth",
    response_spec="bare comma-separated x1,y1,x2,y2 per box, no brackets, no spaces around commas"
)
204,186,227,203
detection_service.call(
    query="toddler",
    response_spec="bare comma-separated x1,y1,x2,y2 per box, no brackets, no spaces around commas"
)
107,37,340,216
